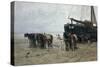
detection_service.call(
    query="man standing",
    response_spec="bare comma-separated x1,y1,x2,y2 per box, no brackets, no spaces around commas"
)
63,32,70,51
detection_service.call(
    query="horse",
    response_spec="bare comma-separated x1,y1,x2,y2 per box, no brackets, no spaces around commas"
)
24,33,53,49
43,33,53,48
63,32,78,51
69,33,78,51
24,33,37,48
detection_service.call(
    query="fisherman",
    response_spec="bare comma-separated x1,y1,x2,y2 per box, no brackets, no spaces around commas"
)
63,32,69,51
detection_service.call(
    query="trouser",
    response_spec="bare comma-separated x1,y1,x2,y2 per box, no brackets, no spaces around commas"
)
64,40,70,51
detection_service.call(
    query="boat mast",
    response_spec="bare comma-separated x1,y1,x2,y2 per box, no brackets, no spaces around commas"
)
91,6,97,25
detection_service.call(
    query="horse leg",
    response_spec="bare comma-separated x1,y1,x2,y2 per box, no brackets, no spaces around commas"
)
49,40,52,48
70,40,74,51
45,41,48,49
29,39,32,48
47,40,50,48
72,40,76,51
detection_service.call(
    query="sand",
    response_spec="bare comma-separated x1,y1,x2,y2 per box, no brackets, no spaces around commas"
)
13,34,97,66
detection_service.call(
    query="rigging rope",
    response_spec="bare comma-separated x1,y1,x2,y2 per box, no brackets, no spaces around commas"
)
67,5,73,19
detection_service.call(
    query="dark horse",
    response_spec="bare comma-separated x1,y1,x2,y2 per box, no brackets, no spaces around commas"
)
24,33,53,49
63,32,78,51
24,33,37,48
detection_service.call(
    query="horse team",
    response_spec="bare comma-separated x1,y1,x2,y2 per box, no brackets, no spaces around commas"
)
24,32,78,51
24,33,53,49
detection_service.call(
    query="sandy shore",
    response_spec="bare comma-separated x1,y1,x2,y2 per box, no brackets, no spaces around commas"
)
13,34,97,66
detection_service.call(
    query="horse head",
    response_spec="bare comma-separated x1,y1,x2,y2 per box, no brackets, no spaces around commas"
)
24,33,29,37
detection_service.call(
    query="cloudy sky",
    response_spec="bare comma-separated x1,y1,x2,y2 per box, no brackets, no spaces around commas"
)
14,1,97,34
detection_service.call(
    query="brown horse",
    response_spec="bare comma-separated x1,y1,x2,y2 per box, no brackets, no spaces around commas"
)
44,33,53,48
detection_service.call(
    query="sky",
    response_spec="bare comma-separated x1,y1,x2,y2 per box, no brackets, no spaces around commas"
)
14,1,97,34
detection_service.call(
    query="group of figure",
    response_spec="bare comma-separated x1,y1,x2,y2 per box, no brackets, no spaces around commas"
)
24,33,53,49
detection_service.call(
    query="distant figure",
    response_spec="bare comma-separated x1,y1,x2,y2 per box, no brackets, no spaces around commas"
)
57,34,64,50
57,34,62,40
63,32,69,51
